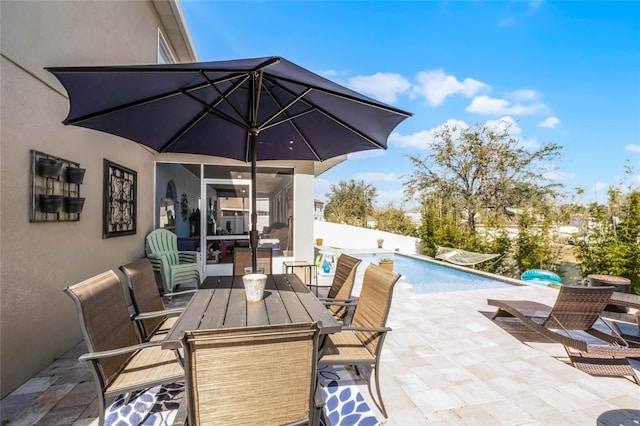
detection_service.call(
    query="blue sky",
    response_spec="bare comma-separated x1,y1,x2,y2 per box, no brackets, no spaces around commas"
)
180,1,640,208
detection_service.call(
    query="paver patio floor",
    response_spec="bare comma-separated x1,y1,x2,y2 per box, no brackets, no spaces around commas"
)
2,272,639,425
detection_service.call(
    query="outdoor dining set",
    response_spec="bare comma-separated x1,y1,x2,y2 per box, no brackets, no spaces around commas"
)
64,240,401,426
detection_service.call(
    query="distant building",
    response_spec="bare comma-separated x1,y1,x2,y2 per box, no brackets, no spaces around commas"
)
314,199,325,221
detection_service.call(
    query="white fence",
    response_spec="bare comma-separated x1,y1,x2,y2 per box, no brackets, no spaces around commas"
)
314,220,421,254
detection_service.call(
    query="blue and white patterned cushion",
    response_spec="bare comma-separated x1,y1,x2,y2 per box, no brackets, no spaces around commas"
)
319,367,380,426
105,367,380,425
105,382,183,426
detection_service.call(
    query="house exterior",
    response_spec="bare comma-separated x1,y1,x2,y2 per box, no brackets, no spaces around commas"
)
0,0,343,397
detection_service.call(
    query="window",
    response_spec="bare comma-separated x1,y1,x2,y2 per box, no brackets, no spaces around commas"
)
157,29,176,64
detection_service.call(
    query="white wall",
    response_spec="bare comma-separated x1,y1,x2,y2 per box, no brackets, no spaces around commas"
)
314,221,421,254
0,0,192,397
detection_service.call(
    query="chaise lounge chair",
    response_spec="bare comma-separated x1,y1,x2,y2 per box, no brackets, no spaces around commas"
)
488,285,640,384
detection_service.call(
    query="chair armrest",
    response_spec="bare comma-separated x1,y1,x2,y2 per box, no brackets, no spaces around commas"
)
78,340,176,361
308,283,332,289
178,251,200,264
341,326,392,333
163,289,197,298
319,298,358,307
133,308,183,321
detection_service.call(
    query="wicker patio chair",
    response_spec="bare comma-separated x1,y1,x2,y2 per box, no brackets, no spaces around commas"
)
488,286,640,384
311,254,362,321
180,322,322,425
64,270,184,426
120,258,195,341
232,247,273,275
145,229,202,294
318,263,401,418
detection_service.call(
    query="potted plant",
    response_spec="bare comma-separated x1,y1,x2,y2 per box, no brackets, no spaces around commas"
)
378,258,394,272
315,238,323,246
377,238,384,248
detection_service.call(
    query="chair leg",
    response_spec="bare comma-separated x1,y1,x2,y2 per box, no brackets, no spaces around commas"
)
98,394,106,426
373,362,387,418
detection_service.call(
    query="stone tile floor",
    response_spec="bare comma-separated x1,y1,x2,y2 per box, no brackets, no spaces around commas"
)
2,272,640,425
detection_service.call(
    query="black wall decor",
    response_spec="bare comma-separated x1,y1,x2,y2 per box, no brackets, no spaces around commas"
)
103,159,137,238
30,150,85,222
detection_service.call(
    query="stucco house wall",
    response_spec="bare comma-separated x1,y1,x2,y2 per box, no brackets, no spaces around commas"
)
0,0,196,397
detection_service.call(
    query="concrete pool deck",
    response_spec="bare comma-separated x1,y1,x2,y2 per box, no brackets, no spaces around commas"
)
2,262,639,425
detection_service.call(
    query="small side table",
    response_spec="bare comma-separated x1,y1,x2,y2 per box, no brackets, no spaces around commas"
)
283,261,317,295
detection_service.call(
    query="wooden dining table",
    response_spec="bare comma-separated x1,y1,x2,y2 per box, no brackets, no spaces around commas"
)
161,274,342,350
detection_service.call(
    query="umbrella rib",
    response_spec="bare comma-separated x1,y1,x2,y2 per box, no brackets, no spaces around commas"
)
261,75,387,149
259,83,321,161
60,73,246,125
158,109,209,153
198,71,252,129
266,73,412,117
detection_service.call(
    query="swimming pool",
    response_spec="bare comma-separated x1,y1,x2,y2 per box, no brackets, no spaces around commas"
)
355,253,514,294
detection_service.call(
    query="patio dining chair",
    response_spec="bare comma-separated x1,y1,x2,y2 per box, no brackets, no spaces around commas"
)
488,285,640,384
319,263,401,418
120,258,195,341
180,322,322,425
64,270,184,426
310,254,362,322
232,247,273,275
145,228,203,294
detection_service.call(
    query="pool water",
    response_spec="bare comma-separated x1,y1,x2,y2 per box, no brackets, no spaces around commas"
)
355,253,513,294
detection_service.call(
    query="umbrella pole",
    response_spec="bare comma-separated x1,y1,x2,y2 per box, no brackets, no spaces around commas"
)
249,130,258,272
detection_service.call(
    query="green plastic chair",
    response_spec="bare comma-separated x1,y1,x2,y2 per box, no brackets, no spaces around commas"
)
145,229,202,294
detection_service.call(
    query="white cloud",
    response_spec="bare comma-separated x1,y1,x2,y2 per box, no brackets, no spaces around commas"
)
352,172,401,182
375,188,407,208
592,181,609,196
389,119,468,149
314,177,331,202
499,18,515,27
466,95,548,115
539,116,560,128
544,171,574,181
411,69,489,106
346,148,386,160
507,89,540,102
348,72,410,104
485,116,522,134
626,144,640,153
320,69,339,77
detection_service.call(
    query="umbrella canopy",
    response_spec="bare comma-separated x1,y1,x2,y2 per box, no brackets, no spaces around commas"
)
47,56,412,269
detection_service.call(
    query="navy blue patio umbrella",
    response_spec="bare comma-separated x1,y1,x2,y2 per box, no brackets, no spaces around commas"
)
47,57,412,270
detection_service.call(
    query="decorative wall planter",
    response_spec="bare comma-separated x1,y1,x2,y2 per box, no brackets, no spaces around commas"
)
39,195,64,213
65,197,85,213
378,259,394,272
37,158,63,178
31,150,84,222
65,167,86,184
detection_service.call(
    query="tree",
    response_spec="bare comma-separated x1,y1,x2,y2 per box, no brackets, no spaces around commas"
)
405,121,563,235
575,188,640,293
375,205,418,236
324,179,377,226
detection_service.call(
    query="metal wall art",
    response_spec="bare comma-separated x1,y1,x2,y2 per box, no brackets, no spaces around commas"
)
103,159,136,238
30,150,85,222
